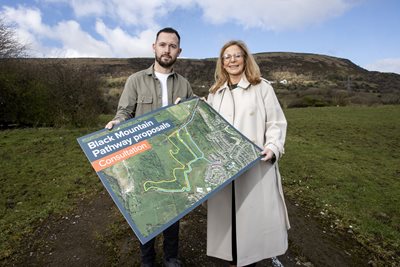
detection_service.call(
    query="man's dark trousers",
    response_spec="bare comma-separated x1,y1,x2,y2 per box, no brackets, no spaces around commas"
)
140,220,180,264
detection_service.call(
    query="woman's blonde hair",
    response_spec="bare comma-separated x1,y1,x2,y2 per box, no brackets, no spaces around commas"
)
209,40,261,93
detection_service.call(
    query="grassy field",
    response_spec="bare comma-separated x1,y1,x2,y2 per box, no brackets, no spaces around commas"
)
280,105,400,262
0,127,103,259
0,106,399,264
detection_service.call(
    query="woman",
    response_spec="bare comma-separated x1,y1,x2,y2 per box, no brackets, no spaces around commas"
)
206,40,290,266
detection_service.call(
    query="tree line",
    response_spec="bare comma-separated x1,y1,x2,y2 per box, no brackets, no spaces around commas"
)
0,60,106,127
0,19,106,128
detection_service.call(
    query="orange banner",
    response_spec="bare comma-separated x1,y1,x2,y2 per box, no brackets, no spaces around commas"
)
92,140,152,171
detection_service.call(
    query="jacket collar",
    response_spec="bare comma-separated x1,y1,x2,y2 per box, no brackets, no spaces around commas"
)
145,63,176,77
216,75,251,94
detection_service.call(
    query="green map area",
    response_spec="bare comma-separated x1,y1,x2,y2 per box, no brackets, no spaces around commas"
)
101,98,260,239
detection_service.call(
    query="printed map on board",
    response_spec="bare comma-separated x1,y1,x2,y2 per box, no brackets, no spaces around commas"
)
77,98,261,244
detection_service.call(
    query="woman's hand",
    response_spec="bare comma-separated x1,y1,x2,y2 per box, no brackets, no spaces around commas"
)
260,147,276,162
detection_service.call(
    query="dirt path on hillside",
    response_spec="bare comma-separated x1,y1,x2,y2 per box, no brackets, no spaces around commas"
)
6,189,372,267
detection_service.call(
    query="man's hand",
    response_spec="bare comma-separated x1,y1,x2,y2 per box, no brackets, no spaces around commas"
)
174,97,181,104
260,147,275,162
105,119,121,130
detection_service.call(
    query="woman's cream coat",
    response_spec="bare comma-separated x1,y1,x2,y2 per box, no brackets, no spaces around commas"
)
206,77,290,266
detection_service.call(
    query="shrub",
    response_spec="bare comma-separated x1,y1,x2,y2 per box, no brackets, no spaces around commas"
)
348,93,381,106
41,61,106,127
0,61,49,126
287,95,330,108
0,60,106,127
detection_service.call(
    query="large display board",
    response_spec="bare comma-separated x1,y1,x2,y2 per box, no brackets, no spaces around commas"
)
77,98,262,244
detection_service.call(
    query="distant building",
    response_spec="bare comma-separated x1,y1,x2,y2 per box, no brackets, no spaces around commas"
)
279,79,288,85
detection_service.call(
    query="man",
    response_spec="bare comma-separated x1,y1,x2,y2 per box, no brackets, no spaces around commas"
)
105,27,193,267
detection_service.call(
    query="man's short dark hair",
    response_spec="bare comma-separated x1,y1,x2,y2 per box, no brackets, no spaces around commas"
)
156,27,181,43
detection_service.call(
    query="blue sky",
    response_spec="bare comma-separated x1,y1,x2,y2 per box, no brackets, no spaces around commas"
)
1,0,399,73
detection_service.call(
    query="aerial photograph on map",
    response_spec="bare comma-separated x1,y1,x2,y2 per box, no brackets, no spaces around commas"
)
90,98,261,243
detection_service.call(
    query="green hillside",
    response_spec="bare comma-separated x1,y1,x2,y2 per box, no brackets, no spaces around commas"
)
13,52,400,112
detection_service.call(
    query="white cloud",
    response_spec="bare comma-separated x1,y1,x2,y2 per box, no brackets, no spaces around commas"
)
0,5,156,57
41,0,107,16
53,20,113,57
366,58,400,74
63,0,178,27
1,6,111,57
1,6,52,56
2,6,48,34
1,0,362,57
196,0,357,30
95,20,155,57
48,0,356,30
70,0,106,17
109,0,167,27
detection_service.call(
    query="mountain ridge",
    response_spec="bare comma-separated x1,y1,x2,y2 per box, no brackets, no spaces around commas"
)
20,52,400,107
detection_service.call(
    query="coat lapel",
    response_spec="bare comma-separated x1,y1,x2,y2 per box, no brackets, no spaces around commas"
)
216,76,250,125
216,84,235,124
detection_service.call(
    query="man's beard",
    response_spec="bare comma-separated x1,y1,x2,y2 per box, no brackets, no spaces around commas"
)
156,54,177,68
